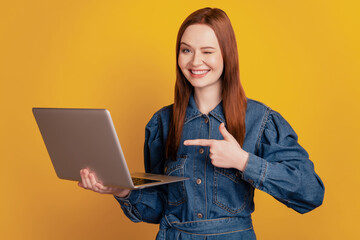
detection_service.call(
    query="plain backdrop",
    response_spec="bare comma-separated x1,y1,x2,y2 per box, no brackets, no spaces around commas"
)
0,0,359,239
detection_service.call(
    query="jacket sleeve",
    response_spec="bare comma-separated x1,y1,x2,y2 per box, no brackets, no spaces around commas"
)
242,110,325,214
114,110,167,223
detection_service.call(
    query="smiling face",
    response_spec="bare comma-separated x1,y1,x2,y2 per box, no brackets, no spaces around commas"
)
178,24,224,92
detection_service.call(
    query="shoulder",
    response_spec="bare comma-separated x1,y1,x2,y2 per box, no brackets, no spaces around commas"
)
145,104,173,143
146,104,173,128
246,98,295,138
247,98,270,110
246,98,286,123
246,98,272,124
247,100,308,159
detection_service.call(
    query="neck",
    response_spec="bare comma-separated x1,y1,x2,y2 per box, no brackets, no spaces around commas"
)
194,82,222,114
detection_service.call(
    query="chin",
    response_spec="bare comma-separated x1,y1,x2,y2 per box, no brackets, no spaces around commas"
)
189,78,220,89
187,80,207,88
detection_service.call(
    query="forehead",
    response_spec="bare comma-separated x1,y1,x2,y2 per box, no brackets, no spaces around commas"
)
181,24,220,48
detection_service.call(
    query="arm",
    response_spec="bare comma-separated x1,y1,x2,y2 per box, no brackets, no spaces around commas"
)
184,111,325,214
114,110,168,223
242,110,325,214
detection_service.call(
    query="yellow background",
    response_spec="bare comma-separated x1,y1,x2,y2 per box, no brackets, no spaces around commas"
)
1,0,359,239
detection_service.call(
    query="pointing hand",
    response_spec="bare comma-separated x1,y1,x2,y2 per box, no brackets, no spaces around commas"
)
184,123,249,171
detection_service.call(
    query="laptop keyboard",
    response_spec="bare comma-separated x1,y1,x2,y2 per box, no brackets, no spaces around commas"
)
131,177,161,186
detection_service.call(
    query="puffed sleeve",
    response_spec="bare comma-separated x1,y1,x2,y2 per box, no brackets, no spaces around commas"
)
114,110,167,223
242,110,325,214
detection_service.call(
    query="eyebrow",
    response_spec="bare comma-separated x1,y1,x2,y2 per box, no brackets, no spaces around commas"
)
180,42,216,49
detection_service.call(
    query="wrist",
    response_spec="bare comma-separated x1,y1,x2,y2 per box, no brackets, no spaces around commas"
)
236,151,249,172
114,189,131,198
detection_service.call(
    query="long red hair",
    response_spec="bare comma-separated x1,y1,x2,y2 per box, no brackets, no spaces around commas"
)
166,8,247,160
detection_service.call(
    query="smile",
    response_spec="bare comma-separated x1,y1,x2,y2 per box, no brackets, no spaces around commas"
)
190,69,210,75
189,69,210,78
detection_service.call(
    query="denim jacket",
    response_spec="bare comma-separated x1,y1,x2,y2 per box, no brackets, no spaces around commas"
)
115,95,325,240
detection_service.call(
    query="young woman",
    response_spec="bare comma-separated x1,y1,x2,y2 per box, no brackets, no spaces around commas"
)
78,7,325,239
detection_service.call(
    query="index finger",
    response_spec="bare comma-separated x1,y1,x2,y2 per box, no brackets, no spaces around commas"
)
184,139,214,146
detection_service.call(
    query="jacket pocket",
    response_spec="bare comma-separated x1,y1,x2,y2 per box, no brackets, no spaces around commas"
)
213,167,252,214
164,155,188,206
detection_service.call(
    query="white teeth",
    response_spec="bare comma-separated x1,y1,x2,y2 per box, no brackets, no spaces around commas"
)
191,70,209,75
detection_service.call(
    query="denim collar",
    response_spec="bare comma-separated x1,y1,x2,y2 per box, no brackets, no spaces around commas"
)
184,93,225,124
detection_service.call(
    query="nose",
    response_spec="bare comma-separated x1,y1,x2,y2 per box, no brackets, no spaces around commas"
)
191,52,203,66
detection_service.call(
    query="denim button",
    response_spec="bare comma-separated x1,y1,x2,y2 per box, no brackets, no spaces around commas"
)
236,171,241,177
123,202,129,206
204,118,209,123
248,179,254,185
197,213,203,218
196,178,202,184
199,148,204,154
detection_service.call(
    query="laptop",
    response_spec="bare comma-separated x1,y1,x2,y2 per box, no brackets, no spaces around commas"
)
32,108,188,189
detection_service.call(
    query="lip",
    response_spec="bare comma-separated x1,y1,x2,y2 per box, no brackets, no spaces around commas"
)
189,69,210,78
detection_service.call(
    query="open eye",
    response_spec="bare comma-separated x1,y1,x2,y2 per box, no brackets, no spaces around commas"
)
181,48,191,53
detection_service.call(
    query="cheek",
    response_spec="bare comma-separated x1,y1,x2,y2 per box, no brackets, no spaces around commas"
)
206,55,224,71
178,55,187,70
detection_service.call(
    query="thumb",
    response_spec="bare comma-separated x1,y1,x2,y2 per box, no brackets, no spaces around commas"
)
219,123,235,142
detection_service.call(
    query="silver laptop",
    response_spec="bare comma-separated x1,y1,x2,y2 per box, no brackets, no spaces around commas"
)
32,108,188,189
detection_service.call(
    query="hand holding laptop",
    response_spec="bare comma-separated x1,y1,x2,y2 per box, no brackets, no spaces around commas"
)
33,108,188,191
78,168,130,198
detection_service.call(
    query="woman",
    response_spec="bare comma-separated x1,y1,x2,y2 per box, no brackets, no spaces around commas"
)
79,7,325,239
